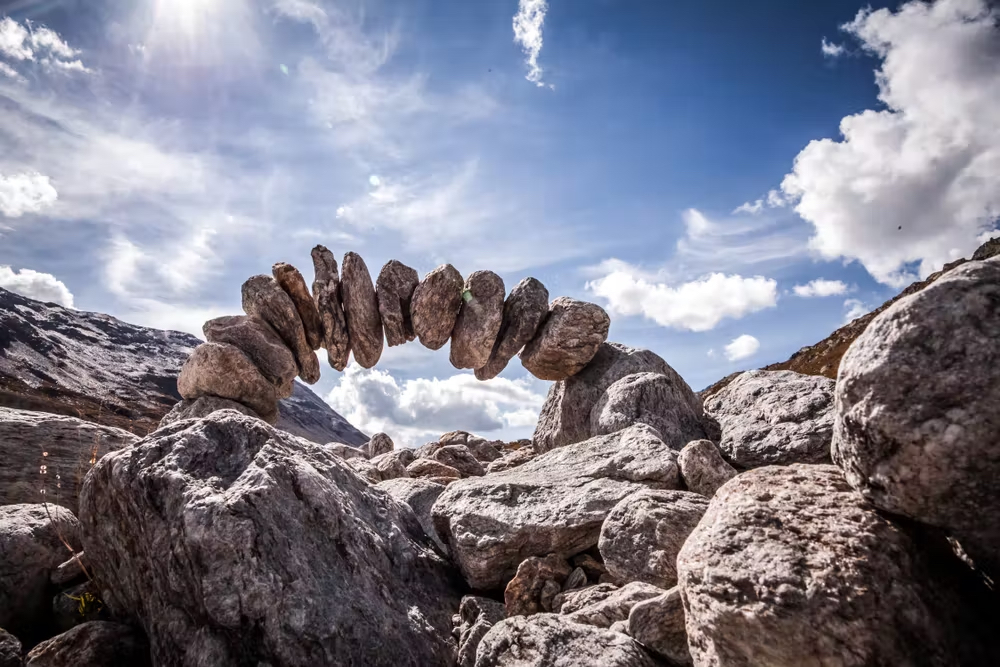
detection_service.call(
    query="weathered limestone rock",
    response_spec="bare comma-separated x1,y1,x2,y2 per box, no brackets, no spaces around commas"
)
564,582,663,629
242,274,320,384
476,277,550,381
677,464,1000,667
408,458,462,480
0,628,21,667
0,504,82,638
78,411,462,667
51,551,89,587
520,297,610,381
375,478,448,554
455,596,505,667
0,407,138,514
365,432,395,458
834,258,1000,578
24,622,150,667
177,342,279,423
704,369,835,467
432,445,486,477
485,447,535,474
340,252,384,369
677,439,737,497
450,271,505,370
432,424,681,590
505,554,573,616
370,450,411,481
376,260,419,347
627,587,692,666
476,614,660,667
272,262,323,351
203,315,297,398
599,489,709,588
591,372,713,450
310,245,351,371
411,264,464,350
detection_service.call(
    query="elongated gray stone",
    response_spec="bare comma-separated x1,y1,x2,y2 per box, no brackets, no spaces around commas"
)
311,245,351,371
340,252,384,369
376,260,419,347
476,277,549,381
241,274,320,384
411,264,464,350
450,270,505,370
272,262,323,351
203,315,297,399
520,297,611,381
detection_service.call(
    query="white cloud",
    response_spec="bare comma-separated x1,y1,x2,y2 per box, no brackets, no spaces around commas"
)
0,61,24,82
0,265,74,307
325,364,546,446
792,278,848,298
513,0,550,88
821,38,846,58
587,262,778,332
0,17,88,72
843,298,872,324
733,189,788,216
673,208,806,274
0,17,33,60
724,334,760,362
777,0,1000,287
0,171,58,217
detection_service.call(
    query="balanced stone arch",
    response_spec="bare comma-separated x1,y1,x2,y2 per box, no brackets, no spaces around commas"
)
176,246,611,425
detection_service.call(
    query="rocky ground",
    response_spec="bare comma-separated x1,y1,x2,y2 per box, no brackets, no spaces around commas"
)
1,246,998,666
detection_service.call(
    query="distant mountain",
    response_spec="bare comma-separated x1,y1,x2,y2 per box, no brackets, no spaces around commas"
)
0,287,368,445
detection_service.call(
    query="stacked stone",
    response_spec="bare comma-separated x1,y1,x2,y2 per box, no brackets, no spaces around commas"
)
176,247,611,424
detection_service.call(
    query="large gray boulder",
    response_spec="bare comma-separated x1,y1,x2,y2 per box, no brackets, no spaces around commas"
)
627,587,691,666
520,297,610,381
375,478,448,553
677,464,1000,667
432,424,681,590
176,342,279,423
24,621,150,667
450,270,505,370
78,411,461,667
704,369,835,467
203,315,298,399
834,258,1000,579
475,277,549,381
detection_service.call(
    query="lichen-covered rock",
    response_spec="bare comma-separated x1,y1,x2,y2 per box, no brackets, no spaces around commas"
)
677,439,736,497
78,411,462,667
311,245,351,371
455,596,505,667
242,274,320,384
476,278,550,381
432,424,681,590
476,614,660,667
627,587,691,666
375,478,448,554
272,262,323,351
704,369,835,467
450,271,505,370
834,258,1000,579
485,447,535,474
376,260,419,347
520,297,610,381
432,445,486,477
203,315,297,398
366,432,395,458
564,582,663,629
340,252,384,369
505,554,573,617
177,342,279,423
408,458,462,480
411,264,464,350
24,621,150,667
677,464,1000,667
599,489,708,588
0,628,21,667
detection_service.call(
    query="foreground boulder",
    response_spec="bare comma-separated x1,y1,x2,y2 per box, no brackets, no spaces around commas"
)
677,464,1000,667
432,445,486,477
519,297,610,381
0,629,20,667
627,587,691,666
24,621,150,667
704,369,835,467
504,554,572,616
78,411,461,666
433,424,681,590
677,439,736,497
834,258,1000,578
375,478,448,554
563,581,663,629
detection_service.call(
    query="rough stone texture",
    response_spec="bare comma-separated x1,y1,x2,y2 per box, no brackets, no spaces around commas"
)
0,504,82,638
427,476,459,486
432,424,681,590
414,441,444,460
591,372,714,450
50,551,89,587
325,443,367,461
432,445,486,477
177,342,279,424
834,259,1000,579
450,271,505,370
371,451,411,481
24,621,150,667
520,297,611,381
564,582,663,629
627,587,691,666
552,584,618,615
272,262,323,351
204,315,297,399
365,432,395,458
704,369,835,467
340,252,384,369
563,567,587,592
599,489,709,589
411,264,464,350
310,245,351,371
533,342,702,454
485,447,536,474
437,432,502,462
375,478,448,554
78,412,462,667
476,614,660,667
160,396,259,426
465,438,502,463
476,278,550,381
52,580,106,632
972,236,1000,260
505,554,573,617
0,407,138,514
0,628,20,667
376,260,419,347
408,458,462,480
347,458,382,484
677,439,736,497
455,596,505,667
241,274,320,384
677,464,1000,667
572,554,607,582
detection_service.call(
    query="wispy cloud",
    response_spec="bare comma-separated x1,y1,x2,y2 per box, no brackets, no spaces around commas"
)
821,38,846,58
0,17,92,73
674,208,806,274
513,0,551,88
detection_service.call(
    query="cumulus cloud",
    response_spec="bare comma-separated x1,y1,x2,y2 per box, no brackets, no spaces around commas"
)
0,171,58,217
0,266,74,307
724,334,760,362
792,278,848,298
821,38,846,58
325,364,546,446
513,0,550,87
0,17,88,72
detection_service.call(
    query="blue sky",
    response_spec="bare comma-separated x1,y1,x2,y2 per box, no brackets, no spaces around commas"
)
1,0,997,444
